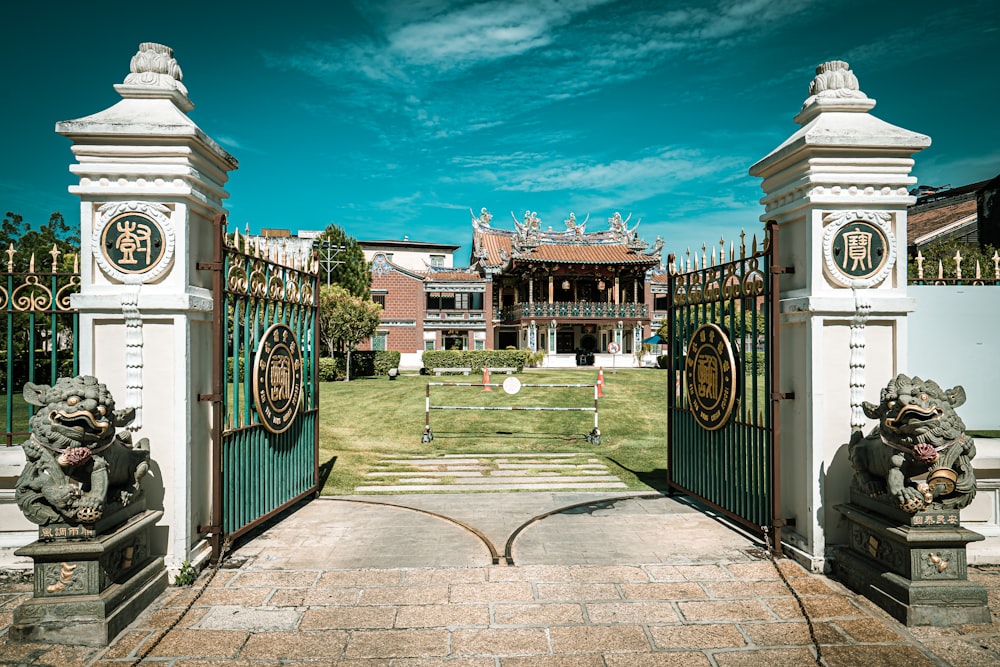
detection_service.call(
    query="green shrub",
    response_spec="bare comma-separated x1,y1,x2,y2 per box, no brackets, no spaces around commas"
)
744,349,766,376
318,357,342,382
420,350,530,373
173,560,198,586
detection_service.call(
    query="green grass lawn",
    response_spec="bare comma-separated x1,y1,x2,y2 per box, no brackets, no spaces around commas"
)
317,368,669,495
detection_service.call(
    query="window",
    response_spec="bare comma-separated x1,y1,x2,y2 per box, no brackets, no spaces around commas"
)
430,254,444,267
372,293,386,308
372,331,387,351
424,339,436,351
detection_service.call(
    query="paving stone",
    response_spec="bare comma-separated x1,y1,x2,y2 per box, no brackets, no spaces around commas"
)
344,628,449,659
318,569,403,587
301,605,396,629
502,656,606,667
712,647,818,666
360,585,450,605
569,565,648,582
229,570,320,588
620,581,707,600
585,600,680,624
741,620,842,646
492,602,584,625
195,606,301,631
536,582,621,601
648,623,745,649
451,628,551,656
395,603,490,628
402,568,488,584
190,587,273,607
765,595,865,620
677,599,774,622
449,582,535,603
703,580,789,599
818,644,938,667
835,618,906,643
146,629,249,658
240,629,349,659
488,565,577,582
548,625,651,653
603,652,713,666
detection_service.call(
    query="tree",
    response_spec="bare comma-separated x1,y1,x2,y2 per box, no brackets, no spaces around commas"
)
2,211,79,271
313,224,371,297
318,284,382,381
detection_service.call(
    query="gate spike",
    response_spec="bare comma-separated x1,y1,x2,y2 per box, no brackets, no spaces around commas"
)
915,250,924,280
29,252,35,273
739,229,746,260
5,244,13,272
701,243,707,269
730,241,735,263
49,244,61,272
954,250,963,280
976,260,982,280
751,234,758,255
73,254,79,273
233,227,241,251
993,251,1000,280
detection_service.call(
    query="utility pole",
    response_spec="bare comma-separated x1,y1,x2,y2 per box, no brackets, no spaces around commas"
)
315,241,345,287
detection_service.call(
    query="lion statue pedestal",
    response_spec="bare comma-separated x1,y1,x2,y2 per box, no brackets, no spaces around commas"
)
9,376,167,646
833,374,989,626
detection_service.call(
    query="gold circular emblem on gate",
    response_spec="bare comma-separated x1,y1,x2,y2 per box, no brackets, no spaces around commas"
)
252,323,303,434
685,323,738,431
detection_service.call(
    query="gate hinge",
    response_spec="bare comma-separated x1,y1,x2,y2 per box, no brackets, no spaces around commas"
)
198,393,223,402
771,391,795,400
196,261,223,271
772,517,796,528
197,524,220,535
770,265,795,275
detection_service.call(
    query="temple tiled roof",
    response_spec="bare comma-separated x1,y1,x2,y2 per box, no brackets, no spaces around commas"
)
510,243,660,265
908,196,977,246
424,269,484,282
471,209,663,270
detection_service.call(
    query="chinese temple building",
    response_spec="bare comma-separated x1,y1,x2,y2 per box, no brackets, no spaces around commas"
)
366,208,666,369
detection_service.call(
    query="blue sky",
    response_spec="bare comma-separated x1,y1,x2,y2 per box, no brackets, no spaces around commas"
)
3,0,998,263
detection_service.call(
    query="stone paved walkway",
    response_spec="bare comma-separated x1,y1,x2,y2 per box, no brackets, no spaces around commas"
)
357,453,628,493
2,494,1000,666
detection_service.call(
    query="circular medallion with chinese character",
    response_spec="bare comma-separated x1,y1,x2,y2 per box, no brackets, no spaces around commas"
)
684,323,738,431
830,221,888,282
252,323,303,434
100,212,167,275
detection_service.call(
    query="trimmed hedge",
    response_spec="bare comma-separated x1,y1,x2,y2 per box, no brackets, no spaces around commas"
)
420,350,530,373
318,350,401,381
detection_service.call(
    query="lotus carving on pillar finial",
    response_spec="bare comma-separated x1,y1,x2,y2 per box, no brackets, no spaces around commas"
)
807,60,867,100
122,42,189,96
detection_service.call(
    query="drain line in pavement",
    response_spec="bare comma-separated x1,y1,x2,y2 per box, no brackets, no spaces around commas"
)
332,498,502,564
126,539,233,666
763,529,823,666
503,492,663,566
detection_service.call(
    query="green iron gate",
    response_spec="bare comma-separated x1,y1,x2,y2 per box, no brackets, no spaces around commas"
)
2,246,80,446
202,214,319,561
667,221,792,554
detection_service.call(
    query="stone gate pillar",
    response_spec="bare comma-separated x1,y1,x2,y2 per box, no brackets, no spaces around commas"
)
57,43,237,571
749,61,929,570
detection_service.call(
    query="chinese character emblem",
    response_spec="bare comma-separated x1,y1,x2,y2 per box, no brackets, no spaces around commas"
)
684,323,738,431
252,323,304,434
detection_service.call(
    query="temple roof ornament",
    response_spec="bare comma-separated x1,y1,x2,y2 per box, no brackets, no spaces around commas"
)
471,207,492,228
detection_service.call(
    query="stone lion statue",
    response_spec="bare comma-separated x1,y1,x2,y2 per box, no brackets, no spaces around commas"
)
849,374,976,513
14,376,150,527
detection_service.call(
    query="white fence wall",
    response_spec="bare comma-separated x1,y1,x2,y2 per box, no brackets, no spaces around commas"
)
908,285,1000,432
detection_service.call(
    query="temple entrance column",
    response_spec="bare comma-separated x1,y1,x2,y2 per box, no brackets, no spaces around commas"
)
749,61,929,569
58,43,237,571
